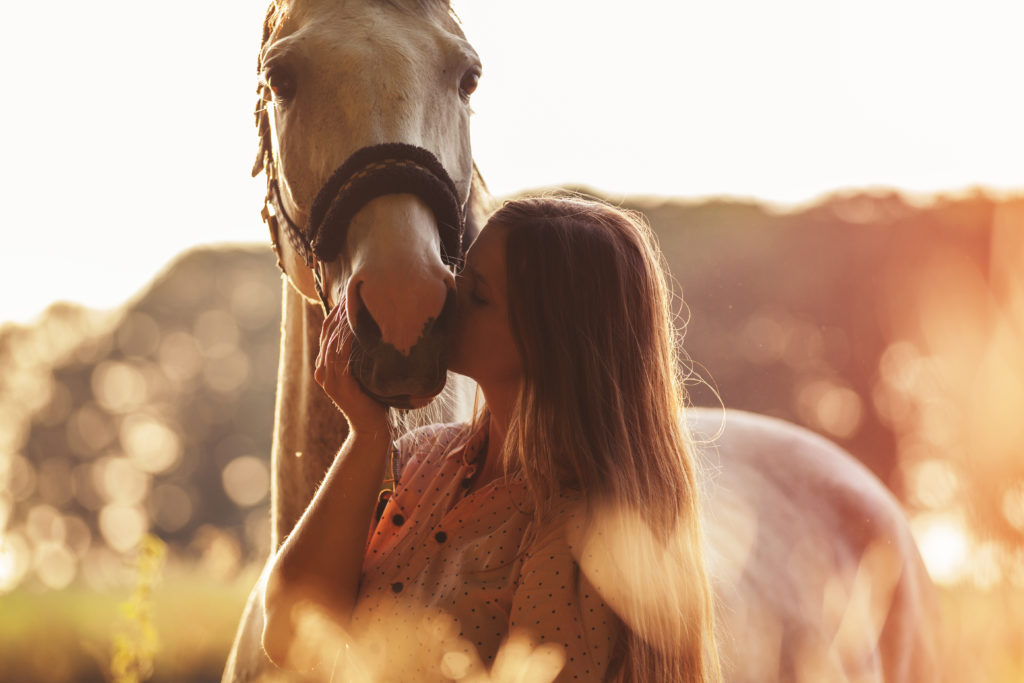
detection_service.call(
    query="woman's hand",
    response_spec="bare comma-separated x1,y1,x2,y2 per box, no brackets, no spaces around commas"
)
314,300,390,435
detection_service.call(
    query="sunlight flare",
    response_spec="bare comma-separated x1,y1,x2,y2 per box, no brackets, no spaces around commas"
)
911,512,970,585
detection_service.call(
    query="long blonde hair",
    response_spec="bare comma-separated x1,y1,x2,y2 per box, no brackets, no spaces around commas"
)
488,196,720,682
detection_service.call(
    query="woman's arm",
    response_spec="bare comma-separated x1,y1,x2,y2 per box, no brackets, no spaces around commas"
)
261,303,391,671
261,426,390,669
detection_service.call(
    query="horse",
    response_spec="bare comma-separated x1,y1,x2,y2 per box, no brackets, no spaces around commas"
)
222,1,938,680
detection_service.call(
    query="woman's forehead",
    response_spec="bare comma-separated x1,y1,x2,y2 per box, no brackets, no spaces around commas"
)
466,221,507,273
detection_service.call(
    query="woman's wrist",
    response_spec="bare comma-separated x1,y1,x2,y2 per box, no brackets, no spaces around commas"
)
344,402,390,432
346,415,393,444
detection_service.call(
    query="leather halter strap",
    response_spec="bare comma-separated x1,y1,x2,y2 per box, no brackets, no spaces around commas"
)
260,143,466,316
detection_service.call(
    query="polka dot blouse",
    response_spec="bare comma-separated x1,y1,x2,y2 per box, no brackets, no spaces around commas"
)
349,420,620,681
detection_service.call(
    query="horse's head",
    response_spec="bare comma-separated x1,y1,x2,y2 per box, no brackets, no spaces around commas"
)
253,0,480,407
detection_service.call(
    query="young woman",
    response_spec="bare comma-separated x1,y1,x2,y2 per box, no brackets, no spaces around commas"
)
262,197,721,682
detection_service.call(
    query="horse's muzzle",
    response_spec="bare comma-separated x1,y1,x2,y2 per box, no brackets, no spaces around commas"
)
348,288,456,408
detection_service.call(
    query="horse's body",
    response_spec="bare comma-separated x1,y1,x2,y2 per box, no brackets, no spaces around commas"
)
223,1,937,680
693,409,936,682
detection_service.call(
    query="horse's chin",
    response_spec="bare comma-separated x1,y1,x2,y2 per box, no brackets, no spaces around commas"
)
349,337,449,410
357,380,445,411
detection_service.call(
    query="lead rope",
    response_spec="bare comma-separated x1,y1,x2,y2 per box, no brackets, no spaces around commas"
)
374,416,405,523
373,442,399,523
263,170,332,314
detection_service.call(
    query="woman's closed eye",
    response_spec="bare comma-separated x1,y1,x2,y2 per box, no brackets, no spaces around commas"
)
460,267,491,306
470,288,489,306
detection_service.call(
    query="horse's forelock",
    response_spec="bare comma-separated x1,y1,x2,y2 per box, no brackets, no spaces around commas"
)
375,0,452,17
258,0,455,59
270,0,451,21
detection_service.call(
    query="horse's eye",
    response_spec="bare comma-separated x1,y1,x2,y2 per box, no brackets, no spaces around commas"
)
262,65,297,102
459,69,480,100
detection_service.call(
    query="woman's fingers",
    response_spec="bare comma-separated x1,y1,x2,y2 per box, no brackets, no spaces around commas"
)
316,302,361,397
318,298,347,360
326,326,348,380
314,296,389,430
317,301,338,356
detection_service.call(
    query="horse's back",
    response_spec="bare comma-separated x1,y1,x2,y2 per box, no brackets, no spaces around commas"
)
222,408,938,682
689,408,938,683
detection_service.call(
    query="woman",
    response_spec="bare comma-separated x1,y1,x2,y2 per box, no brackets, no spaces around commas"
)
262,197,720,682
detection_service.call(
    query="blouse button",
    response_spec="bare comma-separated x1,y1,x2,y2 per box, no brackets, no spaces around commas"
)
434,531,447,543
391,581,404,593
392,514,405,526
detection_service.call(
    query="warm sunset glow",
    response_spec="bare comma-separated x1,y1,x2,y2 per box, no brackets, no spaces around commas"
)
912,513,970,585
0,532,30,593
221,456,271,508
0,2,1022,681
3,0,1022,324
120,414,182,475
796,379,864,439
99,504,149,554
0,536,17,588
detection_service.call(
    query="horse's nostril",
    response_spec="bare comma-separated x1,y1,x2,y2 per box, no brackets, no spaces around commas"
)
352,284,383,344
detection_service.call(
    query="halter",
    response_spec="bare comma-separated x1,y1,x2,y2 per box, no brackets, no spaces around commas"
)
253,4,467,316
257,141,466,316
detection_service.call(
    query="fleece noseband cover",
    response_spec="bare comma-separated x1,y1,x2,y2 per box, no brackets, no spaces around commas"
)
265,143,465,271
307,143,465,269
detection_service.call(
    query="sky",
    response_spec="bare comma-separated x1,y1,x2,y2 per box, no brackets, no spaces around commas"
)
2,0,1021,325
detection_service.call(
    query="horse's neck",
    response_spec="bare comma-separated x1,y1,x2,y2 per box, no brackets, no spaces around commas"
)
271,281,349,546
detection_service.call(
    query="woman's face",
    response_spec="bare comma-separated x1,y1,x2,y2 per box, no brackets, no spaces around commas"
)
448,222,522,388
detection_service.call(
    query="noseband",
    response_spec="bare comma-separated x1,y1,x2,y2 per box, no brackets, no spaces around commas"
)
259,142,466,315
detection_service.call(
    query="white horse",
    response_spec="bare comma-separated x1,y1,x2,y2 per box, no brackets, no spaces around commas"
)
223,1,938,680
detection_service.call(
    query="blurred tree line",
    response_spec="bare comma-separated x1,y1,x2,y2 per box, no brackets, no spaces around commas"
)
1,189,1022,595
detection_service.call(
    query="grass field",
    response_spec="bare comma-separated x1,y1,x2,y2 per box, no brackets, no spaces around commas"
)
0,565,258,683
0,564,1021,682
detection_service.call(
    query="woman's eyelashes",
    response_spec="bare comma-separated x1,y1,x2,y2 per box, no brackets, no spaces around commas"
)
459,269,489,306
470,288,489,306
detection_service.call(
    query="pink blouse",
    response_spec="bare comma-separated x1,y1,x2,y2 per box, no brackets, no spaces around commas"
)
349,421,620,681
